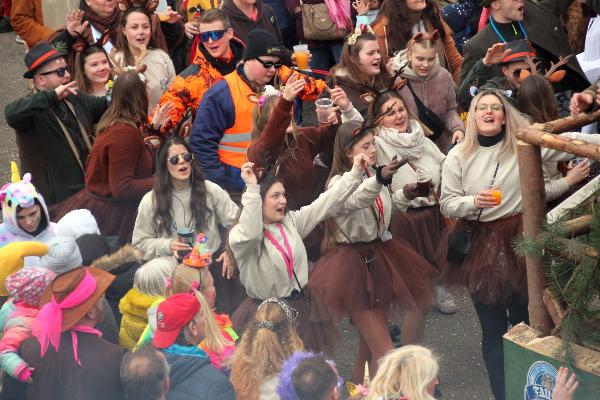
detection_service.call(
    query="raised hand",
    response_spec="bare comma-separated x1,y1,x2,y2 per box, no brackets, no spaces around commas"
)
66,10,89,37
282,73,306,101
329,86,352,113
241,162,258,184
552,367,579,400
352,0,369,15
381,155,408,180
151,102,175,130
570,92,594,115
482,43,512,66
55,81,78,100
352,153,371,170
452,130,465,144
184,22,199,39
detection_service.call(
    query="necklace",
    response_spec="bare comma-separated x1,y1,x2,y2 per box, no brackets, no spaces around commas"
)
488,16,528,42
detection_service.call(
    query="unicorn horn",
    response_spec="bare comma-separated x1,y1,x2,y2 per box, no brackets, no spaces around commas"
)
10,161,20,183
364,361,370,386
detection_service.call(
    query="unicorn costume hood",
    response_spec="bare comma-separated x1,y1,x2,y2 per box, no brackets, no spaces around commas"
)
0,173,55,266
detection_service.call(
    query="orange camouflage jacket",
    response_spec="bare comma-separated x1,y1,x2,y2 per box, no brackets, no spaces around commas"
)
156,40,326,136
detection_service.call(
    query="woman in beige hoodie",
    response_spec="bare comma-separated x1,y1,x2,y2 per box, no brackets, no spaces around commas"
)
439,90,600,399
371,90,457,315
228,147,373,355
310,121,437,383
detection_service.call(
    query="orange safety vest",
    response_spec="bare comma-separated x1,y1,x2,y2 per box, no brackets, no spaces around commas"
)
218,72,256,169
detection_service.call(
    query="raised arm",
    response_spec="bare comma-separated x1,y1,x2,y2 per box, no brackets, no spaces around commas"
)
228,163,264,264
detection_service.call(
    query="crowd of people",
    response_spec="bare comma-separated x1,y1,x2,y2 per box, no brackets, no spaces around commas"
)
1,0,599,398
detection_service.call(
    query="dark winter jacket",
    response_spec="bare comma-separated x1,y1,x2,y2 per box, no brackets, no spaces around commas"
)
1,332,125,400
221,0,283,44
461,0,589,92
164,345,235,400
4,90,107,204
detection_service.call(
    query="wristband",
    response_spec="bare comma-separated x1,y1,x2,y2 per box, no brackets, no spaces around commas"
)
376,165,393,186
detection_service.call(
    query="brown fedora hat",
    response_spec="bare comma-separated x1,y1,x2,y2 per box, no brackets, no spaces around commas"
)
39,267,115,332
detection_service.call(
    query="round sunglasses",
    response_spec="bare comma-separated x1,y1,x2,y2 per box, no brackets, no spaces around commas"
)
168,152,193,165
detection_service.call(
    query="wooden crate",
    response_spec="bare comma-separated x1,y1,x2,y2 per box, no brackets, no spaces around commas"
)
504,323,600,399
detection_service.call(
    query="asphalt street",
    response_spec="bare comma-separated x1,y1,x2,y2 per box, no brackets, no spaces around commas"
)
0,31,493,398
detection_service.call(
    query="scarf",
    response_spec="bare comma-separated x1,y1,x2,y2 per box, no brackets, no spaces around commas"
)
83,8,122,47
323,0,352,30
31,270,98,365
374,120,425,160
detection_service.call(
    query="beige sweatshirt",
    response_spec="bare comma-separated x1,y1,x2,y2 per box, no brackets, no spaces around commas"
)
229,168,363,299
329,170,408,243
113,49,176,112
375,122,446,209
440,132,600,222
132,181,239,260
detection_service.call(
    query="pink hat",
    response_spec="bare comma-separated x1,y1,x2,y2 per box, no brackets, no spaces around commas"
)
5,266,55,307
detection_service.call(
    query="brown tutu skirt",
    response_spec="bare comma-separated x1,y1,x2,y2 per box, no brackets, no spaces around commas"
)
436,214,527,305
231,288,337,355
51,190,139,245
309,239,437,319
209,260,247,316
388,206,447,271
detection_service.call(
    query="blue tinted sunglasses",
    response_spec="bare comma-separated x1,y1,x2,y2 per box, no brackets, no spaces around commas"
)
200,29,226,43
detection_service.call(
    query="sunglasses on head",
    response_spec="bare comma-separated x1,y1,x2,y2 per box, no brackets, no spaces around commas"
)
200,29,226,43
39,67,68,77
168,152,193,165
255,57,282,69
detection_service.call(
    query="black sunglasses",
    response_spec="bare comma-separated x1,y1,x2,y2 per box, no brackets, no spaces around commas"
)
255,57,282,69
200,29,226,43
168,152,193,165
39,67,68,77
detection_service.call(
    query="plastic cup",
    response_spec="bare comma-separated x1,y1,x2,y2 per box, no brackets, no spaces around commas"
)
176,227,194,259
416,169,432,197
315,98,334,123
488,181,502,205
293,44,310,70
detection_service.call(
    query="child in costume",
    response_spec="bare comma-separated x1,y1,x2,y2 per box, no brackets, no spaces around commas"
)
0,243,54,383
137,233,237,370
0,172,55,265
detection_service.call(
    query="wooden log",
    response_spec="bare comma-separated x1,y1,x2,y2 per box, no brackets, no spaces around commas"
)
543,288,566,327
516,128,600,161
560,215,593,237
517,140,554,335
529,109,600,134
552,237,599,262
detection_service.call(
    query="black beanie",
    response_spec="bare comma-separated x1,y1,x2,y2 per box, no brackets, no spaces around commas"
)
243,29,285,61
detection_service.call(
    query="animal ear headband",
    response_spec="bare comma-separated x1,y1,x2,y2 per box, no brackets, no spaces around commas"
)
520,55,572,83
407,30,440,52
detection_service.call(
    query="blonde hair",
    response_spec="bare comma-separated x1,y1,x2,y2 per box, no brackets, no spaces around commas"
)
170,263,213,296
170,264,232,363
367,345,439,400
191,291,231,356
133,257,176,296
460,90,529,162
230,301,304,400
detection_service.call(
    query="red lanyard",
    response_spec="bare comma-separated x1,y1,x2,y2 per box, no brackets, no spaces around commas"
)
263,223,294,279
364,169,385,225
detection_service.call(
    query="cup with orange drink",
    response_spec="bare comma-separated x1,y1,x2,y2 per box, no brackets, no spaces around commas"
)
488,181,502,206
293,44,310,71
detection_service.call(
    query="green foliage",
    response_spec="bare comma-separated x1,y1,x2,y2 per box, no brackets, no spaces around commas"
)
517,195,600,360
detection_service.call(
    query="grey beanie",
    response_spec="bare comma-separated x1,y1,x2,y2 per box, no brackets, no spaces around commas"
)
42,236,83,274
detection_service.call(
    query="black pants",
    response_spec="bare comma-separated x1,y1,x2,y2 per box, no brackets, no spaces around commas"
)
472,295,529,400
